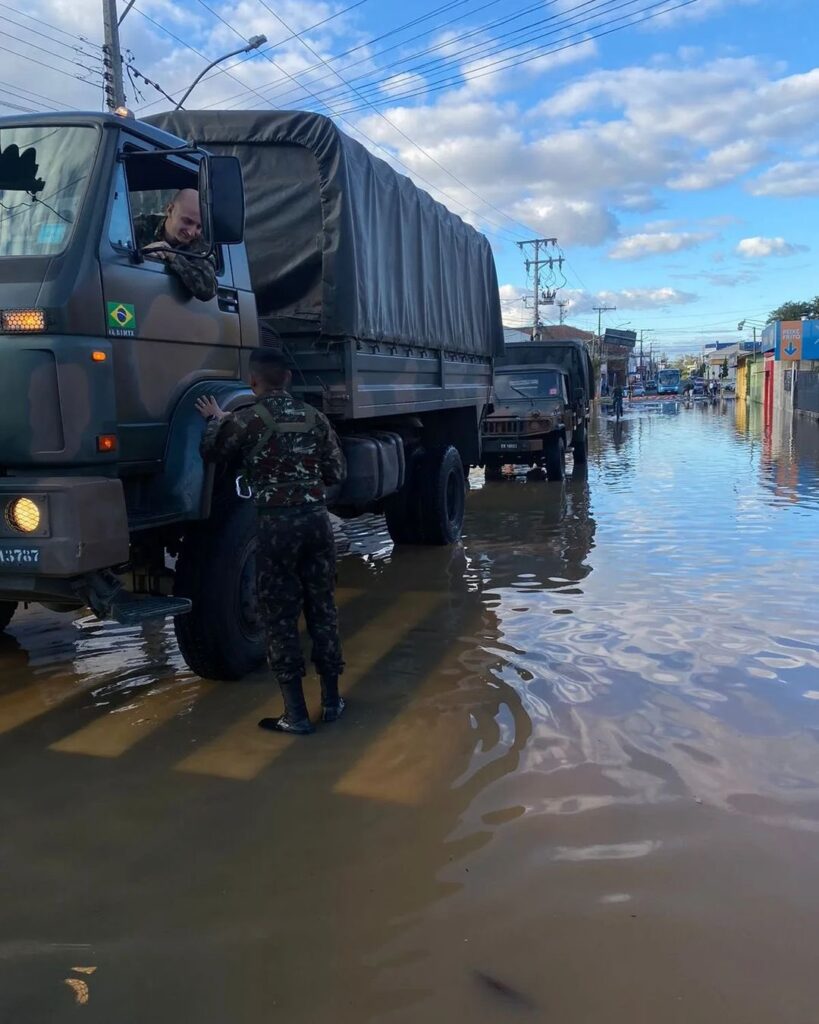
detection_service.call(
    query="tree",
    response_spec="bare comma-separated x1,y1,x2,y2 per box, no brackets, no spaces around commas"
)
767,296,819,323
720,357,729,379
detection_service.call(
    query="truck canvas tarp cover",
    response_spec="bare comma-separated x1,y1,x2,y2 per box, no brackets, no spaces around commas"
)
146,110,504,358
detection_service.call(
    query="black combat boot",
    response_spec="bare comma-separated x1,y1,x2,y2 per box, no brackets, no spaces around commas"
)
320,675,345,723
259,679,314,735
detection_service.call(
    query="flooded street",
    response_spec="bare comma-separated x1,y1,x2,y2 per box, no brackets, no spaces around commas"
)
3,400,819,1023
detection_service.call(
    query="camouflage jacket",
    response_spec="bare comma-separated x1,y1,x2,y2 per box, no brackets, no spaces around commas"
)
200,390,347,509
133,214,218,302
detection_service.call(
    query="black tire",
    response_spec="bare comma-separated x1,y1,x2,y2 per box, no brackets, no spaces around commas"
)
0,601,16,632
174,501,266,680
545,434,566,482
573,419,588,463
419,445,466,545
385,447,425,545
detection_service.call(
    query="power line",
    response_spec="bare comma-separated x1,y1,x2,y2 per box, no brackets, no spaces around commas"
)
0,13,101,60
0,78,71,110
255,4,535,240
129,7,281,110
330,0,699,115
0,2,102,47
0,28,102,76
0,41,102,88
261,0,581,112
198,0,508,113
135,0,373,114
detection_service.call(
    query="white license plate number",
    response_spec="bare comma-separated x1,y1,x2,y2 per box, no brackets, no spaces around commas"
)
0,546,40,567
499,441,519,450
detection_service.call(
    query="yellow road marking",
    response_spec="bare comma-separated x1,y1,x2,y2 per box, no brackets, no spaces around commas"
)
0,673,98,737
43,588,364,758
176,590,444,781
334,611,486,806
49,680,215,758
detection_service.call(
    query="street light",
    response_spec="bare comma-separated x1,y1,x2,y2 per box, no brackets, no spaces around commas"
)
175,35,268,109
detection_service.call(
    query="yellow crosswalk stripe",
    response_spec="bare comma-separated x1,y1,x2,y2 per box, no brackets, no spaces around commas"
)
0,673,99,736
44,588,365,759
176,590,444,781
333,611,485,806
49,680,216,758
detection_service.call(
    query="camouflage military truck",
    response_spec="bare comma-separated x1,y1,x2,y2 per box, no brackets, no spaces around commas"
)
0,110,503,678
481,340,593,482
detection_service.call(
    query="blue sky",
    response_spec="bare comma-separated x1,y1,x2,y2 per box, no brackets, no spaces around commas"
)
2,0,817,355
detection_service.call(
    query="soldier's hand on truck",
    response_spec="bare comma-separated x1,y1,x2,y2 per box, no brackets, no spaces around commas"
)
195,396,228,422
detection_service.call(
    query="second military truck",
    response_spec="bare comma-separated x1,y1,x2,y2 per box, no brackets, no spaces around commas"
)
481,339,593,481
0,109,503,678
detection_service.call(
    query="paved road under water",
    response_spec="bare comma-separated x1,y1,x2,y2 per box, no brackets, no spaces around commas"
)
2,399,819,1022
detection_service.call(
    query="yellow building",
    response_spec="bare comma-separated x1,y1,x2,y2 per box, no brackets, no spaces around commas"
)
736,353,749,402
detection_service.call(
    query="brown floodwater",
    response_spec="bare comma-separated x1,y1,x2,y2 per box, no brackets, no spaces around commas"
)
2,399,819,1023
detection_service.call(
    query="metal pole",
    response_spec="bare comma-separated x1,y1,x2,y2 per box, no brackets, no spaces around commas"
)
102,0,126,110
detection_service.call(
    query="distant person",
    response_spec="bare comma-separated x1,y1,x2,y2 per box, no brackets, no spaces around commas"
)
196,349,347,735
134,188,217,301
612,383,624,419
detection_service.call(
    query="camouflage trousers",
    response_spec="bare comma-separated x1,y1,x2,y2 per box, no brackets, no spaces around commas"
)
255,506,344,685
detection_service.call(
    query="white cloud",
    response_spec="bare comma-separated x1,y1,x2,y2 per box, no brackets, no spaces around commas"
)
748,161,819,197
736,237,808,259
609,231,712,260
669,139,767,190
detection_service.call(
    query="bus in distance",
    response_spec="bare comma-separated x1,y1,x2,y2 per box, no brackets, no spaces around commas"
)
657,368,681,395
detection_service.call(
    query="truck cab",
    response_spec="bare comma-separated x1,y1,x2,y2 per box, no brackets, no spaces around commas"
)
481,340,593,481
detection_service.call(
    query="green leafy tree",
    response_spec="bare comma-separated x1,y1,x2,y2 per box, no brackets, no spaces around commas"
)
767,296,819,323
720,357,728,379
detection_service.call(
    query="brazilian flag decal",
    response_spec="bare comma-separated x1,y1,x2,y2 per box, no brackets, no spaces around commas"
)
107,302,137,336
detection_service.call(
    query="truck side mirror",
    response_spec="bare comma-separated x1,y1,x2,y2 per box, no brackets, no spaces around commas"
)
199,155,245,247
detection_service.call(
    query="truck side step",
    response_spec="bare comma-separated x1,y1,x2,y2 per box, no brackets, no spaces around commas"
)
109,593,192,626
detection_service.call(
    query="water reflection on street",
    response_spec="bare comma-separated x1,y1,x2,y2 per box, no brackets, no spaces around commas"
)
2,400,819,1022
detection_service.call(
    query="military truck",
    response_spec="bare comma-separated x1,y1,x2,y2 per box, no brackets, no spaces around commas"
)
0,109,503,678
481,340,593,481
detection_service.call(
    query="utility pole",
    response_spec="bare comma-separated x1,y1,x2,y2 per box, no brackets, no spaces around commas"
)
102,0,126,110
557,300,568,325
593,305,616,367
517,238,561,340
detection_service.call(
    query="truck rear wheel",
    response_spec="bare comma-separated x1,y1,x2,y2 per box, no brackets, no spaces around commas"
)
174,502,266,680
385,445,465,545
545,435,566,482
0,601,16,632
419,445,466,544
573,420,588,463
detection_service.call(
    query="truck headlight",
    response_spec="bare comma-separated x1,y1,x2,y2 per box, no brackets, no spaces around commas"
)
6,497,41,533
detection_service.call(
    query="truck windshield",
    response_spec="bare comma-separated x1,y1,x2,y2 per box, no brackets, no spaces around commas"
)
495,370,562,401
0,125,98,257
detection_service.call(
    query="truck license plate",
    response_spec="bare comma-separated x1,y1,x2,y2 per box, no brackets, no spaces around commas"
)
499,441,518,450
0,546,40,567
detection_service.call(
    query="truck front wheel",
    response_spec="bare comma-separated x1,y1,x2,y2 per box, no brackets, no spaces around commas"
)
573,420,588,463
173,502,266,680
545,434,566,482
0,601,17,632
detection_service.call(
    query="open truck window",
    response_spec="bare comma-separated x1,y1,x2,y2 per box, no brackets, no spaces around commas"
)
0,125,98,257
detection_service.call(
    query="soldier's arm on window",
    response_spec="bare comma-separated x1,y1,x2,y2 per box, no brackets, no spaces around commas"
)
165,251,218,302
318,415,347,485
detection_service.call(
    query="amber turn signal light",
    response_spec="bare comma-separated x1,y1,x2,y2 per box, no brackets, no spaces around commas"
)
97,435,117,453
91,350,107,362
1,308,47,333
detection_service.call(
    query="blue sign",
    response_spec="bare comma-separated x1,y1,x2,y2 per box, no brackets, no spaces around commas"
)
772,320,819,362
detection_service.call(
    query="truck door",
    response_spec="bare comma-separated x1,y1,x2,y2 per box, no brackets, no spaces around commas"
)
100,139,242,466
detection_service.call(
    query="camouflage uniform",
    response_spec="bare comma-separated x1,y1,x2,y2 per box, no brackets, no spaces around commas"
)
134,213,217,302
200,390,346,685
